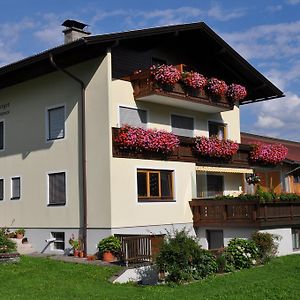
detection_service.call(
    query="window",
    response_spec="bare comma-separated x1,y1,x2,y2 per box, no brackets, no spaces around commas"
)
196,173,224,198
292,229,300,250
209,121,226,139
0,121,4,150
47,106,65,140
48,172,66,206
11,177,20,200
51,232,65,250
207,230,224,249
171,114,194,137
294,175,300,184
137,169,174,201
119,106,147,128
0,179,3,200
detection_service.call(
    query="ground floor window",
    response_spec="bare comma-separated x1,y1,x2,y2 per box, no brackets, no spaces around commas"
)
51,232,65,251
196,172,224,198
137,169,174,202
207,230,224,249
292,229,300,250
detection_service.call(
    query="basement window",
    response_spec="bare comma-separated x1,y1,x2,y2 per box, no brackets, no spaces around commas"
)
51,232,65,251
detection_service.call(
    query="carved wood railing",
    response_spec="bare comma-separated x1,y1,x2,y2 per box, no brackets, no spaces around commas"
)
190,198,300,228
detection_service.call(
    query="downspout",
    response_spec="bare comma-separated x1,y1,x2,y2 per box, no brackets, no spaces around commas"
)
49,53,88,255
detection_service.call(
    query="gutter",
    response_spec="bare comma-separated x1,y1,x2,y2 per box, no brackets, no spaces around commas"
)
49,53,88,256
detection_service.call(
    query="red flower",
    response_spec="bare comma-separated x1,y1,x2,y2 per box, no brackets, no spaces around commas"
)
250,143,288,164
182,71,207,89
150,65,181,85
227,84,247,101
206,78,228,96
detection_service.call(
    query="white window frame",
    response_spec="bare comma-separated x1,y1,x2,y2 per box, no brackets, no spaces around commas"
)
50,232,65,252
47,170,67,207
45,104,66,143
11,176,21,200
118,105,149,128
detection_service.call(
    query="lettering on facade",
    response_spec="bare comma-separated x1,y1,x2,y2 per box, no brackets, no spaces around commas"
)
0,103,10,116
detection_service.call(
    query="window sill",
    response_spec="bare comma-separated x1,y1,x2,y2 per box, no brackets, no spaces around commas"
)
11,197,20,200
138,198,175,203
47,203,66,207
47,137,65,142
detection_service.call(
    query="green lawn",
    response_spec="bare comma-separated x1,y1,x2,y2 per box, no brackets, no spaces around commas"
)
1,255,300,299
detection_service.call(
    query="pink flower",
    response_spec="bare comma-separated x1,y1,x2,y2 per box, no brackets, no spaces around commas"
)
250,143,288,164
115,125,180,155
206,78,228,96
150,65,181,85
194,136,239,159
182,71,207,89
227,84,247,101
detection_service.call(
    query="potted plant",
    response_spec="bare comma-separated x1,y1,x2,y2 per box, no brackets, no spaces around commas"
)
150,64,181,86
227,83,247,102
206,77,228,97
98,236,122,262
15,228,25,239
69,234,80,257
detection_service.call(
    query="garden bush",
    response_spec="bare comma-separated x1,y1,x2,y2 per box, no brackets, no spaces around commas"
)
251,232,279,263
0,229,17,253
224,238,259,270
155,229,217,283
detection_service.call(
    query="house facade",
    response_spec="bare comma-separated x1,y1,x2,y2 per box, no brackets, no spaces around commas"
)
1,20,297,256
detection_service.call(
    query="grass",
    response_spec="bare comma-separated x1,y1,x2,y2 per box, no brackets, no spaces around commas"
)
1,255,300,299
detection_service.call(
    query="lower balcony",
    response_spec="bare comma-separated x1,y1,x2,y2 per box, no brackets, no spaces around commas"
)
190,198,300,229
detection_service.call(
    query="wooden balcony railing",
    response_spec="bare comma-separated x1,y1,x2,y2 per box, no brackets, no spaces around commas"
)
126,67,233,112
112,127,251,168
190,198,300,228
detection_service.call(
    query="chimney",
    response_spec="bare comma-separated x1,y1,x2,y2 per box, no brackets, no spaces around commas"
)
62,19,91,44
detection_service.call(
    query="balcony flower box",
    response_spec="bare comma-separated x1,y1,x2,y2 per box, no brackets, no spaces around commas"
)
250,143,288,165
150,64,181,85
194,136,239,160
114,125,180,155
206,78,228,97
227,83,247,102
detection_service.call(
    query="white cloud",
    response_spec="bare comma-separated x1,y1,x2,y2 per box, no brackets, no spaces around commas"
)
266,5,283,12
222,21,300,60
286,0,300,4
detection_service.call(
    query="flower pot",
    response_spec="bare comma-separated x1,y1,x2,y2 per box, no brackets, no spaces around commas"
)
102,251,115,262
79,251,85,258
74,249,79,258
16,233,24,239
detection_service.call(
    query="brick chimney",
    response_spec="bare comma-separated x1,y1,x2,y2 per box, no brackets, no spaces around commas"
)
62,19,91,43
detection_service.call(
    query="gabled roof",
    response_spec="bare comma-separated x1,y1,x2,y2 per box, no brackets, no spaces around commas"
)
0,22,284,103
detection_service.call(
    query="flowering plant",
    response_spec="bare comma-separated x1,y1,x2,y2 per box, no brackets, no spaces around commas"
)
250,143,288,165
206,78,228,96
150,64,181,85
182,71,207,89
194,136,239,159
115,125,180,155
246,174,261,185
227,83,247,102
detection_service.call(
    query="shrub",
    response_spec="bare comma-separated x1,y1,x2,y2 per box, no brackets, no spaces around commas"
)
0,229,17,253
278,193,299,201
97,236,121,255
155,229,217,283
255,185,276,203
251,232,279,263
224,238,259,270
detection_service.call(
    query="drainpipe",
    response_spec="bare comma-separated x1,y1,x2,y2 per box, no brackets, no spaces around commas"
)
49,53,88,255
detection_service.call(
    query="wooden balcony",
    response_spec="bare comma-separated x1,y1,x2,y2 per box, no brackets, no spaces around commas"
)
190,198,300,228
126,68,234,113
112,127,251,168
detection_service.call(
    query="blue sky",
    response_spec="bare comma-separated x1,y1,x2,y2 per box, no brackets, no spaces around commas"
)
0,0,300,140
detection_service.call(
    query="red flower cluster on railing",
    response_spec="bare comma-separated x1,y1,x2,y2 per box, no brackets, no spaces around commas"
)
250,143,288,165
114,125,180,155
194,136,239,159
227,84,247,102
182,71,207,89
150,64,181,85
206,78,228,96
149,64,248,102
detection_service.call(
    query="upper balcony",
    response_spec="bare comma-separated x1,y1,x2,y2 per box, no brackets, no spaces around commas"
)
124,65,235,113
